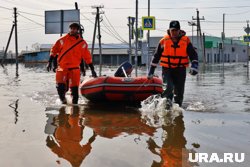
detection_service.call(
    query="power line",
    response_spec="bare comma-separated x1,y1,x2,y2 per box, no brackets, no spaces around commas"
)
0,17,13,21
102,13,128,43
202,20,246,23
226,10,250,15
81,13,127,44
101,20,128,44
18,14,44,27
102,12,127,42
105,5,250,10
0,5,12,11
0,27,43,34
19,11,43,17
156,18,247,24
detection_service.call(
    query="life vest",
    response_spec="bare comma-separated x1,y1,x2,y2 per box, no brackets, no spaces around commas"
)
160,35,190,68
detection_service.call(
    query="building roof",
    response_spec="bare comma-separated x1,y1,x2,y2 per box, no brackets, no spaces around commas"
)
90,43,129,49
21,43,130,56
204,36,246,47
40,43,129,50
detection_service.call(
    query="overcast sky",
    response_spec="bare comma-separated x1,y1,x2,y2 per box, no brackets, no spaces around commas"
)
0,0,249,51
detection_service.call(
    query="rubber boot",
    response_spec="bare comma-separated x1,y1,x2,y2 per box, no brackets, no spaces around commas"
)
71,87,79,105
56,83,67,104
174,95,183,107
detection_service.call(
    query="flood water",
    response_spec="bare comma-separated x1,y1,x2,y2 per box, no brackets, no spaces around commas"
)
0,63,250,167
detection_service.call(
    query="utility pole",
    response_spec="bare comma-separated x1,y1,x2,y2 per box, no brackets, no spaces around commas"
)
222,13,225,77
1,25,14,66
244,20,250,76
1,7,18,76
60,10,64,37
192,9,205,64
135,0,138,77
128,17,132,64
14,7,19,76
76,2,87,73
91,5,104,76
147,0,150,72
75,2,83,38
203,33,206,63
128,17,134,64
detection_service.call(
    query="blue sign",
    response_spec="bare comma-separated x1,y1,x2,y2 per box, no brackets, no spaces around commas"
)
243,35,250,43
142,16,155,30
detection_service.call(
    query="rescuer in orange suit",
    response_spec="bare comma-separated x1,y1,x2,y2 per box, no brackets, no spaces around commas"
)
46,106,96,167
47,23,97,104
148,21,198,109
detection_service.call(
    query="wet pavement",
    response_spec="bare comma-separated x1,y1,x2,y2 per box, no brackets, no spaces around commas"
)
0,63,250,167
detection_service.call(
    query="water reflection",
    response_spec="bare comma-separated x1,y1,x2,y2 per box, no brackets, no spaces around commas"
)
147,115,196,167
83,105,156,139
8,99,19,124
45,106,96,167
44,104,201,167
44,105,157,167
2,66,9,76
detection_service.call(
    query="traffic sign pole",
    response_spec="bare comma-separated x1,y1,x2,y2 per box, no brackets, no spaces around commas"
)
147,0,150,73
135,0,138,77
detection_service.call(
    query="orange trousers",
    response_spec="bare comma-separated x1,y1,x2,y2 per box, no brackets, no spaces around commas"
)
56,68,81,87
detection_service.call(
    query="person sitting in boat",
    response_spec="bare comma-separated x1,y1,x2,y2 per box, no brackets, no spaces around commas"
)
148,20,198,109
47,23,97,104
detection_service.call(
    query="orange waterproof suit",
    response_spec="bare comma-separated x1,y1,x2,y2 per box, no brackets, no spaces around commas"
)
50,34,92,87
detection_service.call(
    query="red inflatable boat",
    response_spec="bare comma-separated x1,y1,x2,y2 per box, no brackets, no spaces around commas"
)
80,76,163,102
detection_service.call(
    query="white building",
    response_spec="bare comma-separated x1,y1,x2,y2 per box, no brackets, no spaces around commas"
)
149,36,248,63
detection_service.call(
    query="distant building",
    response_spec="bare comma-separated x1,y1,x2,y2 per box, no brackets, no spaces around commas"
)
91,44,130,66
0,50,3,59
149,35,248,63
22,36,247,65
0,50,15,63
21,44,132,66
22,51,50,63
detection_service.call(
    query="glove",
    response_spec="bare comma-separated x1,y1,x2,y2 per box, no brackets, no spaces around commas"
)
80,60,86,76
52,55,58,73
189,60,198,76
46,62,52,72
89,63,97,78
47,56,54,72
147,65,156,80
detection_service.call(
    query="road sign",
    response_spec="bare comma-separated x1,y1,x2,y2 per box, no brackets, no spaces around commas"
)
243,35,250,43
45,9,80,34
142,16,155,30
244,27,250,34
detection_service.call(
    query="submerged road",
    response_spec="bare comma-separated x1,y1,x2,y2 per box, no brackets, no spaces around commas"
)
0,63,249,167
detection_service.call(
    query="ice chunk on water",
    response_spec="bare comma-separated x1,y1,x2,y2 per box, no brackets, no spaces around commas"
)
140,94,184,127
186,101,206,112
